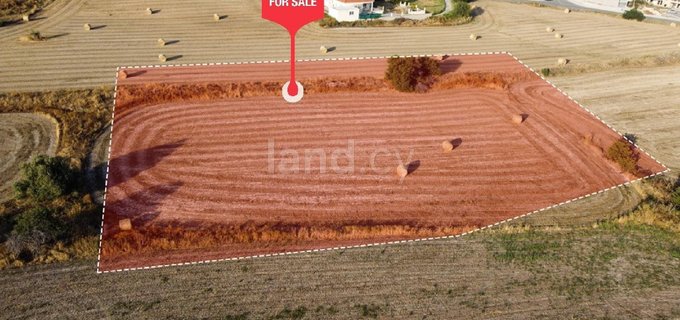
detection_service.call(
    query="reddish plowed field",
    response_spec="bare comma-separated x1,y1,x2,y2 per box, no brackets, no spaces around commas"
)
99,54,665,272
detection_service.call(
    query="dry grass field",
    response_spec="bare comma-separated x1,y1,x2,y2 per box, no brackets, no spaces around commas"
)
1,0,680,91
3,224,680,319
1,0,679,318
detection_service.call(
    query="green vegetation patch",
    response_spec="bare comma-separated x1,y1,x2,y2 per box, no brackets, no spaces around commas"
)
414,0,446,15
489,229,572,264
0,88,112,269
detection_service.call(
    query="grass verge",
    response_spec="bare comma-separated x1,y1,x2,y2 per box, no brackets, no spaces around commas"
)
544,53,680,77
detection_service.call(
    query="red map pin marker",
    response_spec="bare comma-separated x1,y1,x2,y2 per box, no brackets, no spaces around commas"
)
262,0,324,103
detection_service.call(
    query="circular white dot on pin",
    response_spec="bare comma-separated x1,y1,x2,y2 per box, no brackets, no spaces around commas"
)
282,81,304,103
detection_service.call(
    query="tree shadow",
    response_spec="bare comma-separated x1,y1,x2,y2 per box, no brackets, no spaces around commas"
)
107,181,184,231
471,6,485,17
126,70,147,78
440,58,462,75
105,140,186,188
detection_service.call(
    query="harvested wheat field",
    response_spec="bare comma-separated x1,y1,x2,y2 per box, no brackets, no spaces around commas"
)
2,0,680,91
98,54,666,272
0,113,58,202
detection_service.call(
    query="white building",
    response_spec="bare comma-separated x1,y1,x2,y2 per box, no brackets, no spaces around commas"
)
324,0,376,22
648,0,680,8
580,0,628,8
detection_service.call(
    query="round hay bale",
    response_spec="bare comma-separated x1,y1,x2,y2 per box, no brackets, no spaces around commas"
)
557,57,568,66
118,70,128,79
22,14,30,22
546,26,554,32
119,219,132,231
396,164,408,178
158,54,167,62
671,22,677,27
145,7,153,15
564,8,571,13
554,33,563,39
320,45,328,54
442,140,454,152
469,33,478,40
83,23,91,31
512,114,525,124
157,38,166,46
213,13,220,21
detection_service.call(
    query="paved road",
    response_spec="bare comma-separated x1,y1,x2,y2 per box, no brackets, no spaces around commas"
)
443,0,453,14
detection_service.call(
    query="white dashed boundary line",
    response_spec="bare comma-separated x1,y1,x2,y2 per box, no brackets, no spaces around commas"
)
96,52,670,274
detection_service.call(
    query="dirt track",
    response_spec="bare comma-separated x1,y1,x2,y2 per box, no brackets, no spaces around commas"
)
0,113,58,202
99,55,665,271
1,0,680,91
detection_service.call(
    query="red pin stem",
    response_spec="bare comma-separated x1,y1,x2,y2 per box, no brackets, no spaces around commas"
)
288,34,298,96
261,0,324,103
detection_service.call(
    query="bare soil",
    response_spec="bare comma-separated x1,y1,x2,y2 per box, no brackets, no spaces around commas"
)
99,54,666,271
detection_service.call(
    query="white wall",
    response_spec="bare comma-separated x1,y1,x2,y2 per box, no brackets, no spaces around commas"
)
328,6,360,21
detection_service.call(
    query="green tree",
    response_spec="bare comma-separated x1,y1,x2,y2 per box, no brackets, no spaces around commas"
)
385,56,441,92
14,155,77,202
622,9,645,21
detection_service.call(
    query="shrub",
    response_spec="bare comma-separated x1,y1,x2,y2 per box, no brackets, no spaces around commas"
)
671,180,680,209
14,155,77,202
4,232,46,257
540,68,551,77
319,14,339,28
606,138,639,174
385,56,441,92
13,207,65,240
622,9,645,21
22,29,44,41
0,0,49,18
